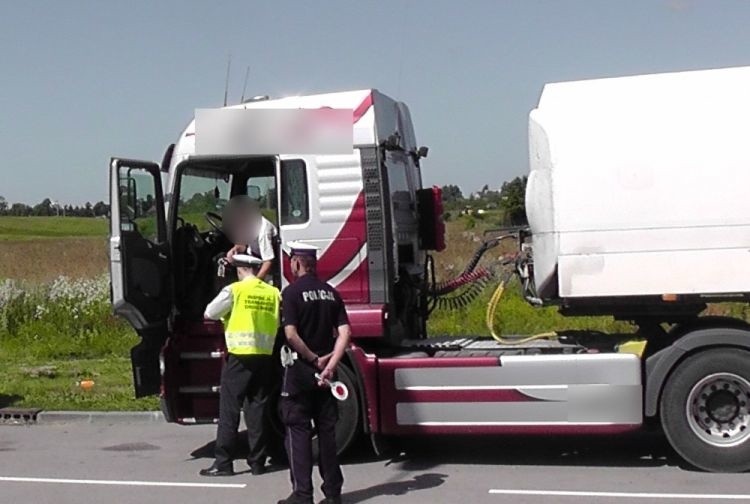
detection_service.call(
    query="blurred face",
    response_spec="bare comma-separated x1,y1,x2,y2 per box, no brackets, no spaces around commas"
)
222,197,261,244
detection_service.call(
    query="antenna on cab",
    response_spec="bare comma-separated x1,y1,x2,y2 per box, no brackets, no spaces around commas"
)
240,66,250,104
223,54,232,107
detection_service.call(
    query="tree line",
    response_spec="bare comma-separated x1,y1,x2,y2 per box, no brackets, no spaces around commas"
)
0,175,527,222
0,196,109,217
441,175,527,226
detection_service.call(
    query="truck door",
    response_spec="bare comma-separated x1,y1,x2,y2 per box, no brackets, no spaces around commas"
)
109,158,171,397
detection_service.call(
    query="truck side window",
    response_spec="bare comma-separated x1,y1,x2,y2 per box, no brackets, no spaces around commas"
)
280,159,308,225
119,169,159,242
246,174,278,224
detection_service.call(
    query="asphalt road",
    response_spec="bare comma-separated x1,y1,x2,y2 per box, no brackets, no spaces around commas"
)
2,421,750,504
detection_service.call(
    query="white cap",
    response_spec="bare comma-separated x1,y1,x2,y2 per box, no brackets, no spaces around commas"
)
232,254,263,267
287,241,319,258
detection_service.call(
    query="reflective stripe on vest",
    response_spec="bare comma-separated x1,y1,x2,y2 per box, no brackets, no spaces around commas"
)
225,277,280,355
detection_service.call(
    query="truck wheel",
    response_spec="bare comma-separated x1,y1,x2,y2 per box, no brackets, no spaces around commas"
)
329,364,361,456
660,348,750,472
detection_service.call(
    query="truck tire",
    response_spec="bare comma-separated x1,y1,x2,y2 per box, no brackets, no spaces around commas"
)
268,364,361,459
329,364,361,456
660,348,750,472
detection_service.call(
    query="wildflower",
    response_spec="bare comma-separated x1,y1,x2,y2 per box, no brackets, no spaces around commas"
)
34,304,48,319
0,280,25,309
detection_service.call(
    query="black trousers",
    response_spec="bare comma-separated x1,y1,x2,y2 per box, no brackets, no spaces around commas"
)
280,389,343,499
214,353,272,469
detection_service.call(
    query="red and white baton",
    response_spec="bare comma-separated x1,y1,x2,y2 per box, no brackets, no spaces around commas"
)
314,373,349,401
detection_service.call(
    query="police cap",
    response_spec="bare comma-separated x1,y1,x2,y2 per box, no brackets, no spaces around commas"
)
232,254,263,267
287,241,319,258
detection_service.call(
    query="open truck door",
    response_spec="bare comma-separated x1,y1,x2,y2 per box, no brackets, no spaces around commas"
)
109,158,172,397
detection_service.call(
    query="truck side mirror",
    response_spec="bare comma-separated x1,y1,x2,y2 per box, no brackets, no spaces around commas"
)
119,176,139,222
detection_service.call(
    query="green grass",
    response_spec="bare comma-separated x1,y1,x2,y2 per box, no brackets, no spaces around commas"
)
0,210,745,413
1,358,159,411
0,216,108,240
428,279,633,337
0,275,158,411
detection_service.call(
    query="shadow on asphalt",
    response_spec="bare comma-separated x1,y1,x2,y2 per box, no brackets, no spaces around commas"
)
340,472,448,504
190,428,690,472
367,430,688,471
189,430,287,470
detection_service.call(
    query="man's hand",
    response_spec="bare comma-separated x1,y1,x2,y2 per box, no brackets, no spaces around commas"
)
226,244,247,263
317,324,351,386
316,353,332,371
318,365,335,385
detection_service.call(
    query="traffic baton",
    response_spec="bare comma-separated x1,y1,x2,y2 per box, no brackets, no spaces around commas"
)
314,373,349,401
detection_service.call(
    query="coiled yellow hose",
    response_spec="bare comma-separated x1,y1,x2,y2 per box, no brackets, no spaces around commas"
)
485,280,557,344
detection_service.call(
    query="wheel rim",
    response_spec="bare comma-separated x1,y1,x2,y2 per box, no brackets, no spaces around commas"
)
686,372,750,448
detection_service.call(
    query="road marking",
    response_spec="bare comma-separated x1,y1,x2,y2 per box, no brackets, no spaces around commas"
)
489,489,750,500
0,476,246,489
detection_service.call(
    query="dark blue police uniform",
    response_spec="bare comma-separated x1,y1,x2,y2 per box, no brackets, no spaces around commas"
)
280,274,349,503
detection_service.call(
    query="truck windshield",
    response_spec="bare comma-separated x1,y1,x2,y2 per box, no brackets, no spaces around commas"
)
176,168,231,231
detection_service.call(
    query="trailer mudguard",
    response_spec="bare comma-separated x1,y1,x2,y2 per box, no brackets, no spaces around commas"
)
345,346,379,434
644,325,750,417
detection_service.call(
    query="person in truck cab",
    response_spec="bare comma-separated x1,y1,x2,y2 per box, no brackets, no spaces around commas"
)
223,195,277,281
277,242,352,504
200,253,281,477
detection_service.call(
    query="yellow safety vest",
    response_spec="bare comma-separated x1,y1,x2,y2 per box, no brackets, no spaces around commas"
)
224,277,280,355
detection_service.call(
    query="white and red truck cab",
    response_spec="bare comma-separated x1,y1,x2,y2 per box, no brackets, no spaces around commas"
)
110,69,750,472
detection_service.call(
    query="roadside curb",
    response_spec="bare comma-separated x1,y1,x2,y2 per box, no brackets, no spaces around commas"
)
34,411,165,424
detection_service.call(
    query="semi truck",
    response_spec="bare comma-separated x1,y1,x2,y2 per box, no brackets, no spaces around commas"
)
109,66,750,472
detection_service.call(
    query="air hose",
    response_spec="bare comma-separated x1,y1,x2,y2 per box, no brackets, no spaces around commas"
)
428,234,556,345
432,270,493,311
485,279,557,345
433,267,492,296
428,235,513,303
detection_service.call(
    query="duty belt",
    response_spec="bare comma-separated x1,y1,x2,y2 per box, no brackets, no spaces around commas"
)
280,345,299,368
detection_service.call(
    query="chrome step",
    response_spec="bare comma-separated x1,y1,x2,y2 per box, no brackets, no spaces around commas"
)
178,417,220,425
178,385,221,394
179,351,224,360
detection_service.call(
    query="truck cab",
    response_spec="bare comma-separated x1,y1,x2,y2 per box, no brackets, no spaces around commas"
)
110,89,435,435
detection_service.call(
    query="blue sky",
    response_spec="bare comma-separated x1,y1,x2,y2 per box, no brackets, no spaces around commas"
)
1,0,749,204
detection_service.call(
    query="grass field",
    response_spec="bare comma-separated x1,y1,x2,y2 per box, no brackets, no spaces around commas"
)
0,216,108,240
0,214,742,412
0,216,158,411
0,216,109,281
0,214,639,412
0,237,109,282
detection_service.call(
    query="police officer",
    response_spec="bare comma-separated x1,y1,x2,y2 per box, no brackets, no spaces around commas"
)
277,242,352,504
200,254,280,477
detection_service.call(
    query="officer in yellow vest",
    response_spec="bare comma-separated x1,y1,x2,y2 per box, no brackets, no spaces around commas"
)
200,254,280,477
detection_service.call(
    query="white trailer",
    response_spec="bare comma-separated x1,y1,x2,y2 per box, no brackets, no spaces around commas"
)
526,65,750,302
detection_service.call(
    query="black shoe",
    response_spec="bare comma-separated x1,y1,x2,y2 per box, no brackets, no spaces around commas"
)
248,461,266,475
199,463,234,477
277,492,313,504
319,497,342,504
